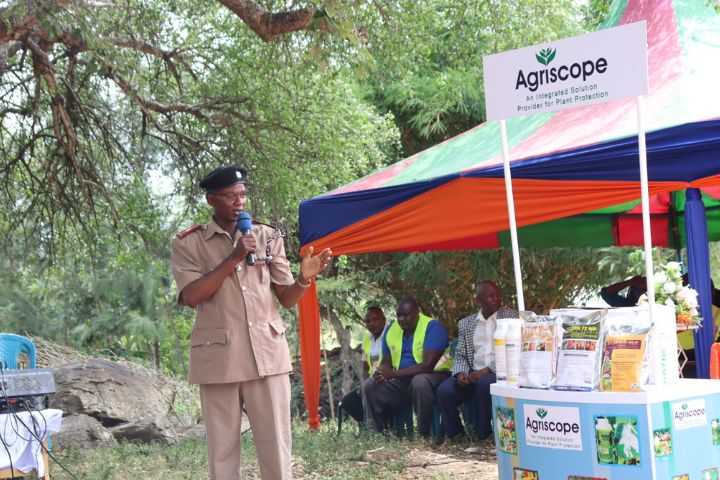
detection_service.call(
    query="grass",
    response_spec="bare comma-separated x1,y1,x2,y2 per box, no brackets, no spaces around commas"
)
47,420,462,479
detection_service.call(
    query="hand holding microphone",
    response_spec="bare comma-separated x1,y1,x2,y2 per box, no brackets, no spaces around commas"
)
236,212,256,266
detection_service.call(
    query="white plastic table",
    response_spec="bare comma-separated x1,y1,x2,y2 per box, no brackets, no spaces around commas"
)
0,408,62,479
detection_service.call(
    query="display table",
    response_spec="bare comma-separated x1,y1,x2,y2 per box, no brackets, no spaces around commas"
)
0,409,62,479
492,380,720,480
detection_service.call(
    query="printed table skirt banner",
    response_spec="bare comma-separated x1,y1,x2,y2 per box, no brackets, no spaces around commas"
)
492,380,720,479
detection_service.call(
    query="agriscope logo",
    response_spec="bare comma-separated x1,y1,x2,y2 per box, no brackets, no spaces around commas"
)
535,48,556,66
523,404,583,450
526,408,578,435
675,402,706,421
515,47,609,92
672,399,707,430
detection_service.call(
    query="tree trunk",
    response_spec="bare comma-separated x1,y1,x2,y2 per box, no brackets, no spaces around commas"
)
152,338,161,369
321,335,335,421
327,305,354,395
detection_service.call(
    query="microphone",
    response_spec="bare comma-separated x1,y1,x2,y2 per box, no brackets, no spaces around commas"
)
237,212,256,266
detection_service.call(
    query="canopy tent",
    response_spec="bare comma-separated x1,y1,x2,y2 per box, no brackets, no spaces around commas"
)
297,0,720,429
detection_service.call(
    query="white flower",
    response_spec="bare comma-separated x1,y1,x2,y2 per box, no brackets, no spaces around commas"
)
663,282,677,294
686,296,698,308
664,298,675,307
690,308,699,317
655,272,668,284
677,288,689,301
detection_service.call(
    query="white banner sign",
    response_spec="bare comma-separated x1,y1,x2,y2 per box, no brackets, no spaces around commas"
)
672,399,708,430
483,21,648,121
523,404,582,450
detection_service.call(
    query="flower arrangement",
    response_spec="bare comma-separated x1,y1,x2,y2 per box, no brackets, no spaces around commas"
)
638,262,701,326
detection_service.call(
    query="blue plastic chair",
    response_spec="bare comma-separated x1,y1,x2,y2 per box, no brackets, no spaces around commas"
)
0,333,36,369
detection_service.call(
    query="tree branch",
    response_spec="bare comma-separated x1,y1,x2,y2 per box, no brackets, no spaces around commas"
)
0,0,73,45
216,0,316,42
0,41,23,72
25,37,81,178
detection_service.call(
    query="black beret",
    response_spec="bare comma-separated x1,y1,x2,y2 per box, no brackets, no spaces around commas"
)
199,166,247,192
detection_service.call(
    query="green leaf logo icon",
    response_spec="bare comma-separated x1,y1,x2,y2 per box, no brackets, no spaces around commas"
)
682,403,688,410
536,408,548,419
535,48,556,66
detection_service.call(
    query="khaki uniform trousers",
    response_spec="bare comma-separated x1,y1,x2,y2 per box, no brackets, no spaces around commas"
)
200,373,292,480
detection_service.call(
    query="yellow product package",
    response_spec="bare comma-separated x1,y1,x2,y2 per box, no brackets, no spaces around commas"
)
600,326,652,392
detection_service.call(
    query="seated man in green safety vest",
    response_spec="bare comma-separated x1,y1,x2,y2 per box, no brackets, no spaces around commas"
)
339,306,388,423
362,297,452,438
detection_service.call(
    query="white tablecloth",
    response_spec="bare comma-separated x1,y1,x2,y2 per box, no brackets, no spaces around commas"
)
0,408,62,478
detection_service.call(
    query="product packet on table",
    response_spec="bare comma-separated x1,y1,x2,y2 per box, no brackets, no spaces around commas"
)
518,312,562,389
554,310,606,392
600,323,653,392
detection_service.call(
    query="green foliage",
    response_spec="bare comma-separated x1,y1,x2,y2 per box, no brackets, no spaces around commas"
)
357,0,589,153
597,247,679,280
0,0,400,374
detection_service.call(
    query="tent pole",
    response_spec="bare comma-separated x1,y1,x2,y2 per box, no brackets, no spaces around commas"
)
636,95,656,312
500,119,525,311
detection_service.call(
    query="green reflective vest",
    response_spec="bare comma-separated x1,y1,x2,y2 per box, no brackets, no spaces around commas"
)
384,313,452,372
362,331,384,376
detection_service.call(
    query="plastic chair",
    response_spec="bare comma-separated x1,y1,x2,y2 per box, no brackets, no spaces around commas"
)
392,404,414,437
0,334,36,369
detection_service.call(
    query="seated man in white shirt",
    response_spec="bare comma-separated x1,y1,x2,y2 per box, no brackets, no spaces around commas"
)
436,280,518,441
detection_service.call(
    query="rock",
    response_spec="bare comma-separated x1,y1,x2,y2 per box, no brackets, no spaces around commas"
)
50,359,169,427
49,358,179,445
55,413,116,450
110,416,178,444
175,424,207,440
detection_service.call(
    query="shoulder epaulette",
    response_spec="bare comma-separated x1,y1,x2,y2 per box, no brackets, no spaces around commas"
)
175,224,202,239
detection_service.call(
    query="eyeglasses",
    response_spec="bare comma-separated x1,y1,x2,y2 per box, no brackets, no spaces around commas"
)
210,190,247,201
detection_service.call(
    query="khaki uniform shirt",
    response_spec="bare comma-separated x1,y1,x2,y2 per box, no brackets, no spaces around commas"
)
171,219,295,384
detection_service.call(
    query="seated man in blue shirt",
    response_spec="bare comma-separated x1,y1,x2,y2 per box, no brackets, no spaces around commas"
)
361,297,452,438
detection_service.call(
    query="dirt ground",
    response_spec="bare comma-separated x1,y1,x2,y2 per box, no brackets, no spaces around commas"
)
363,440,499,480
401,445,499,479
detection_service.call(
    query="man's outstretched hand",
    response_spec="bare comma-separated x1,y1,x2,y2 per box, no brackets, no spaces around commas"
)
299,246,333,283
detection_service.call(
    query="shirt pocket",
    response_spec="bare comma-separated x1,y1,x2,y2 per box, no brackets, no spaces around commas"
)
190,328,227,348
269,317,286,336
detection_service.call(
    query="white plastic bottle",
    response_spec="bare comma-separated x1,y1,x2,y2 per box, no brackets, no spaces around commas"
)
505,318,522,387
595,417,614,464
493,318,509,385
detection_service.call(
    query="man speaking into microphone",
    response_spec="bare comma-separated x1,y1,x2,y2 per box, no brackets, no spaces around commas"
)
171,165,332,480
